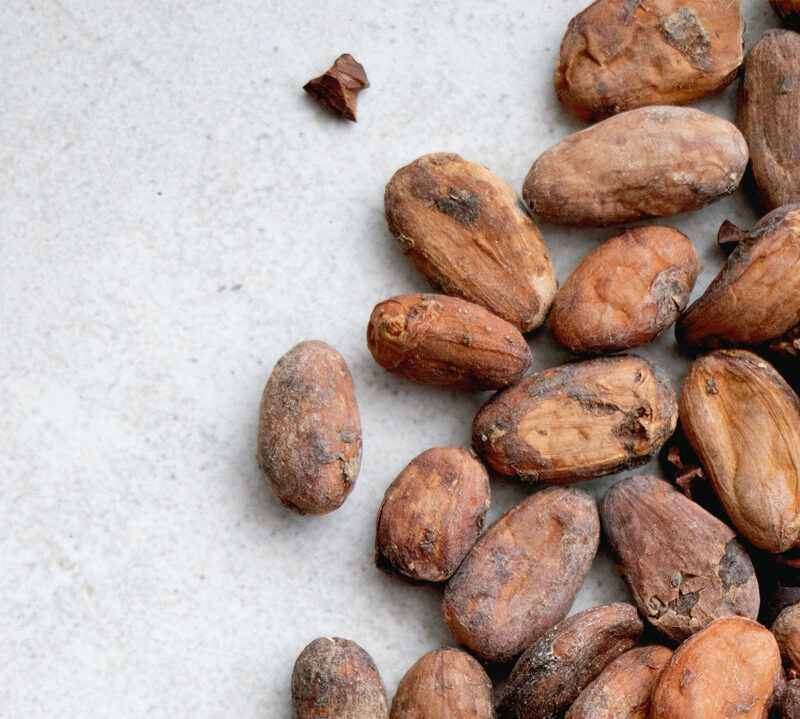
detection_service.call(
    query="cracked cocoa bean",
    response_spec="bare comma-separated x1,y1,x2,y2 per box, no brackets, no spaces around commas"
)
676,206,800,351
565,645,673,719
472,355,677,483
551,226,698,355
680,349,800,553
602,475,759,642
651,616,781,719
384,153,556,332
555,0,743,120
739,30,800,210
257,341,361,515
375,446,490,583
367,294,531,391
291,637,388,719
390,648,495,718
498,603,644,719
441,486,599,664
523,106,748,226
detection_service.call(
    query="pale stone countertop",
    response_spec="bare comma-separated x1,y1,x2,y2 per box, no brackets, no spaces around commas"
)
1,1,778,716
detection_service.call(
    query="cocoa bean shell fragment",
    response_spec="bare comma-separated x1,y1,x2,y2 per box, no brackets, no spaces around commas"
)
472,355,677,483
602,475,760,642
498,603,644,719
441,486,600,664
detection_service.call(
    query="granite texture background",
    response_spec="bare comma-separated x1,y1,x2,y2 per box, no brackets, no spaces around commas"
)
1,0,779,716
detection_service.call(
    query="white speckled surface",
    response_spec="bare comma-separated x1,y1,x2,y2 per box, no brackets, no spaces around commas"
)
1,1,780,716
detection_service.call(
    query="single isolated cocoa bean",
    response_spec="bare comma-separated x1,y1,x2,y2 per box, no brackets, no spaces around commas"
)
522,106,748,226
602,476,760,642
441,487,600,664
498,603,644,719
376,447,490,583
651,616,782,719
257,340,361,515
390,648,496,719
771,1,800,31
367,293,531,391
384,153,556,332
738,30,800,209
551,226,698,355
555,0,743,120
291,637,388,719
565,645,673,719
773,604,800,679
680,350,800,553
676,205,800,351
472,355,677,483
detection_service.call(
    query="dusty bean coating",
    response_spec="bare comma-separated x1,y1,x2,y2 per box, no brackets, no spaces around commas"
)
680,350,800,553
676,206,800,351
774,604,800,679
257,340,361,515
522,106,748,226
602,476,759,642
384,152,556,332
650,617,781,719
367,293,532,391
441,486,600,664
551,226,698,355
291,637,388,719
555,0,743,121
738,30,800,210
472,355,677,483
376,447,490,583
498,603,644,719
565,645,673,719
390,648,496,718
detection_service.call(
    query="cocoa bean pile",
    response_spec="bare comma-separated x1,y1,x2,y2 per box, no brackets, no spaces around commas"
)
272,2,800,717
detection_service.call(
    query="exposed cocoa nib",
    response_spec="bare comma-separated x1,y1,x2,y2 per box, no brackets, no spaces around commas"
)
303,54,369,121
719,539,755,589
